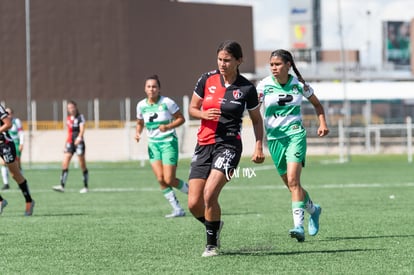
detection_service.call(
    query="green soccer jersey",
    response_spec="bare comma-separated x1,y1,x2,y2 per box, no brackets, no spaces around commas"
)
257,74,313,140
136,96,180,142
9,117,24,147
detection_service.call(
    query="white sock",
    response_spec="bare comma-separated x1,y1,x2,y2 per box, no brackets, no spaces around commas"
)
292,201,305,228
163,187,182,211
1,166,9,185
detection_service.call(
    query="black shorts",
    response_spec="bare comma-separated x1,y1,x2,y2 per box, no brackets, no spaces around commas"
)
0,140,17,164
64,141,86,156
189,140,242,181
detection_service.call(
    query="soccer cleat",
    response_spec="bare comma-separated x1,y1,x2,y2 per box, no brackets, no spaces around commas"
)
0,199,8,214
165,209,185,218
25,200,35,216
217,221,224,248
309,204,322,236
52,185,65,192
1,184,10,190
202,245,219,257
289,226,305,242
79,187,89,194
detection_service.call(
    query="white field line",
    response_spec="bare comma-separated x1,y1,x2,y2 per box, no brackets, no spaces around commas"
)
21,182,414,193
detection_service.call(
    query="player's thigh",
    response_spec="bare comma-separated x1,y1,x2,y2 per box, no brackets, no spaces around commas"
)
150,160,164,182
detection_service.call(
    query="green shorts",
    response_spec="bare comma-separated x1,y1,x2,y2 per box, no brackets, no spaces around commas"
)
14,142,22,158
148,137,179,165
267,130,307,176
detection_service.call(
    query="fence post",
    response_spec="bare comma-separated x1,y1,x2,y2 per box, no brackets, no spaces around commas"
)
94,98,99,129
125,97,131,160
62,99,67,129
338,119,346,163
181,95,189,154
407,116,412,163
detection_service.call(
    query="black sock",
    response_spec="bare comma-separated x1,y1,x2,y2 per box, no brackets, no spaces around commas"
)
18,180,32,203
205,220,221,246
196,216,206,224
61,169,68,187
0,195,3,201
83,169,89,188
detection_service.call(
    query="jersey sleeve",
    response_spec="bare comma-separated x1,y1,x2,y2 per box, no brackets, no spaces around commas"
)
79,114,86,125
245,85,260,110
301,82,314,99
136,101,144,120
193,72,210,99
165,97,180,115
256,79,265,104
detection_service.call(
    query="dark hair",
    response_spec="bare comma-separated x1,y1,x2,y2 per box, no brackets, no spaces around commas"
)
67,100,80,116
217,40,243,60
270,49,306,85
145,74,161,88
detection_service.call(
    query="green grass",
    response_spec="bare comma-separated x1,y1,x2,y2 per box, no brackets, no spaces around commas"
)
1,155,413,274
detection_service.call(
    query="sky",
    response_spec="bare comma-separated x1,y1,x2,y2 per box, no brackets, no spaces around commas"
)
179,0,414,67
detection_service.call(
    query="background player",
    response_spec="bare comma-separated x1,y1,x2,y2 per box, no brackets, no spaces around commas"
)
135,75,188,218
53,100,89,193
0,104,35,216
1,107,24,190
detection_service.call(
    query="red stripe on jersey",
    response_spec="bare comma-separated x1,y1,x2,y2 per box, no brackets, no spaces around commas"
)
198,74,226,145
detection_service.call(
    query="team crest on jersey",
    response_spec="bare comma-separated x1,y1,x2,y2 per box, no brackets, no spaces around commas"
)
208,86,217,94
292,85,300,94
233,89,243,99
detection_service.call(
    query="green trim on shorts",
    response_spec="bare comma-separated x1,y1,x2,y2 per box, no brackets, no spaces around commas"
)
148,137,179,165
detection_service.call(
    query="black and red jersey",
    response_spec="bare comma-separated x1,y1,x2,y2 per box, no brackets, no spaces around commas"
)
66,113,85,143
193,69,260,145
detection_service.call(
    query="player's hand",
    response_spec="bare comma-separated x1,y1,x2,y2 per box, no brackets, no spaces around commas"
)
317,126,329,137
135,133,141,142
159,124,169,132
202,108,221,120
251,150,265,164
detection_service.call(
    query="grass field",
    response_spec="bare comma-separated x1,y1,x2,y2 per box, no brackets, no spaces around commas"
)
0,154,413,274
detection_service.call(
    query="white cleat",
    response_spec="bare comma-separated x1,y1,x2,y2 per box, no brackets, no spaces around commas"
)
52,185,65,192
79,187,89,194
165,209,185,218
202,245,219,257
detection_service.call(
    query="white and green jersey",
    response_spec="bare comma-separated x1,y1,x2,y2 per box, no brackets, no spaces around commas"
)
9,117,24,147
136,96,180,142
257,74,313,140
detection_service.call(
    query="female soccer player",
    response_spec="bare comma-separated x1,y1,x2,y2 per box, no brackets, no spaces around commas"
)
188,40,265,257
1,107,25,190
257,49,329,242
0,104,35,216
53,100,89,193
135,75,188,218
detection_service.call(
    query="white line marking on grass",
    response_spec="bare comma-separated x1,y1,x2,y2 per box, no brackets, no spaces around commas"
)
29,182,414,193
